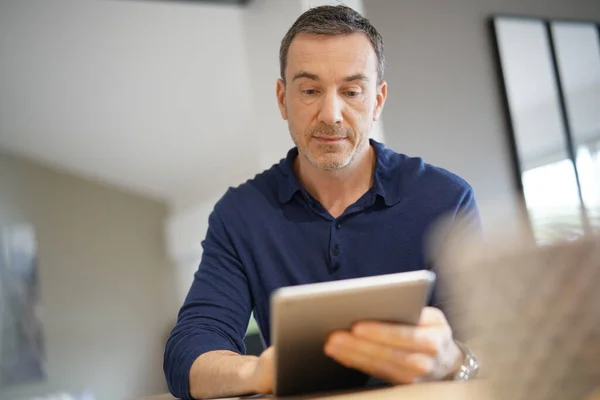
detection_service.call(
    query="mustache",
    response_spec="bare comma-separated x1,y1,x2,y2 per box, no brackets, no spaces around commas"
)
308,125,353,138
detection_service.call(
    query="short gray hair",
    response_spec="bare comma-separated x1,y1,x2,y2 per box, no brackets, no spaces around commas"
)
279,5,385,83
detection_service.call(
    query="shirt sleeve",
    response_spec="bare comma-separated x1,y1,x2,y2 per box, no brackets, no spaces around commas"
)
455,186,482,234
163,207,253,400
427,186,482,340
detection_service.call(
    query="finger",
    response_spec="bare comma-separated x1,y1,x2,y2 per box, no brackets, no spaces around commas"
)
418,307,449,327
351,322,444,356
324,331,434,382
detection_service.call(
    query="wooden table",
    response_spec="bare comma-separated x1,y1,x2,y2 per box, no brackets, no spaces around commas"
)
138,381,490,400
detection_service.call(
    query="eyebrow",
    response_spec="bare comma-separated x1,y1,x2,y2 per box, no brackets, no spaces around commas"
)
292,71,319,82
291,72,370,83
343,73,369,82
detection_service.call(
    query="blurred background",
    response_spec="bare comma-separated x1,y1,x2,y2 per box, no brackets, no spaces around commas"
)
0,0,598,399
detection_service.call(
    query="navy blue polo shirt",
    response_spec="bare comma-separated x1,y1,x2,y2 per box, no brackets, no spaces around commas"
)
164,140,479,399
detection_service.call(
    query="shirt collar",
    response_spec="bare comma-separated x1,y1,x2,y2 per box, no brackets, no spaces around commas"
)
276,139,402,206
276,146,303,204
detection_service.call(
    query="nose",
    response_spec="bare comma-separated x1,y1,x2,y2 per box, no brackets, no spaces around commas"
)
318,91,343,126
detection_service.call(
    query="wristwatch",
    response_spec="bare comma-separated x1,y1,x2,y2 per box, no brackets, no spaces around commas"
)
453,340,480,381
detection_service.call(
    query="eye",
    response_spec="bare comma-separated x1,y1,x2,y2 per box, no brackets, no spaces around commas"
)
302,89,318,95
346,91,360,97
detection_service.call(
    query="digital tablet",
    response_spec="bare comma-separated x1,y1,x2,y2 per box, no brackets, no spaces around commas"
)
270,270,436,397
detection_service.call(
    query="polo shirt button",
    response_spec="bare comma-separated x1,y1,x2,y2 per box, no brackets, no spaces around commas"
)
335,222,342,229
332,245,340,256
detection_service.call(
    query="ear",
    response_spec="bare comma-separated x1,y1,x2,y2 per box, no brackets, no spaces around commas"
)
373,80,387,122
276,78,288,120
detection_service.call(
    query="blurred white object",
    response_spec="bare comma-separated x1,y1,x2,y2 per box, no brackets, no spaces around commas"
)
430,213,600,400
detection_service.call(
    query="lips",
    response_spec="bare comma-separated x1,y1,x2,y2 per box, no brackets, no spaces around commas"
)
313,136,346,142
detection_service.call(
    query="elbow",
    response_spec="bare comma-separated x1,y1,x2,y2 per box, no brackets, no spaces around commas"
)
163,332,194,400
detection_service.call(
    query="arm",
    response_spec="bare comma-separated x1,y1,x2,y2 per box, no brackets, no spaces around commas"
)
188,347,274,399
426,186,481,317
164,207,263,399
189,351,255,399
455,186,482,234
187,351,256,399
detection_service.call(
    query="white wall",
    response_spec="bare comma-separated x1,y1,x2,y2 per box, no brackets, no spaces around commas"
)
0,0,257,211
165,194,221,305
363,0,600,226
241,0,306,172
0,0,379,214
0,151,177,400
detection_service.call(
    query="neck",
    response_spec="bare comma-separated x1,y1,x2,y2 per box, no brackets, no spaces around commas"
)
295,142,376,219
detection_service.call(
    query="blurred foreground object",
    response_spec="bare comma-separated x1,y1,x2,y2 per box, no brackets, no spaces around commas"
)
588,388,600,400
430,213,600,400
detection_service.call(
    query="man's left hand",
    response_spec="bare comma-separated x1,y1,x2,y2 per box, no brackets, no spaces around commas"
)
324,307,463,384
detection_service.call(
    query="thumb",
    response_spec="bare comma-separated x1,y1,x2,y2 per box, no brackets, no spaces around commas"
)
419,307,448,326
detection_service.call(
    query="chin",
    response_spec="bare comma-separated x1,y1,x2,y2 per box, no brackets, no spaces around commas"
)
297,140,358,170
311,154,353,171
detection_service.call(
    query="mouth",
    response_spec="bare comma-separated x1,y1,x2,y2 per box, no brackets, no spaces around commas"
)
313,136,346,143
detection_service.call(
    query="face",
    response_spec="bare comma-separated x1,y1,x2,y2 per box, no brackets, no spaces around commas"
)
277,32,387,171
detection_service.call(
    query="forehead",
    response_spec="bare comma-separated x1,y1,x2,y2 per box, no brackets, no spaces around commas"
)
285,32,378,81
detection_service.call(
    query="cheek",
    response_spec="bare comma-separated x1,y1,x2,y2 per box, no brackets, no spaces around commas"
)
288,103,317,135
347,105,374,133
287,116,309,145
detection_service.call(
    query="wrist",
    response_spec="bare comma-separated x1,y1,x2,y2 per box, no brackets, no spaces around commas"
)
451,340,479,381
238,356,261,393
444,340,465,379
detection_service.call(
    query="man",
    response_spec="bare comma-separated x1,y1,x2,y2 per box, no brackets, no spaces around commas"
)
164,5,479,400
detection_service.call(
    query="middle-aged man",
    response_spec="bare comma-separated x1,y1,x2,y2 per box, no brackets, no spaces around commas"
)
164,5,480,400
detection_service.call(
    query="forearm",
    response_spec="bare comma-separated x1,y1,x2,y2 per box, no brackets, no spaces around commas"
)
189,350,259,399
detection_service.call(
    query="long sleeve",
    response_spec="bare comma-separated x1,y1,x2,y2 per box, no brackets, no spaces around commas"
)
427,186,482,340
455,186,482,234
163,208,253,400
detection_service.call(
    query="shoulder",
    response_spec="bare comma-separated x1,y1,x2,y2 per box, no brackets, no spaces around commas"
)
212,159,285,219
377,144,475,206
382,146,472,192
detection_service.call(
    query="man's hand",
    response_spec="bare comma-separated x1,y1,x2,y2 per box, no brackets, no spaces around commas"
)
240,346,275,395
189,347,275,399
323,307,463,384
